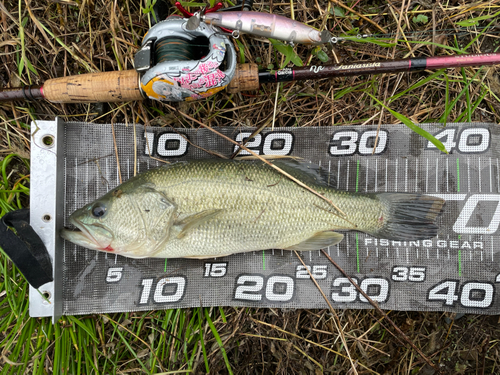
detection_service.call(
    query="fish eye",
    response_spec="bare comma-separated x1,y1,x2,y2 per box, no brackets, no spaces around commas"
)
91,203,107,218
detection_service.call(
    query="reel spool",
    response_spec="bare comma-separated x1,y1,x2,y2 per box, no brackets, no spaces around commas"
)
134,16,237,102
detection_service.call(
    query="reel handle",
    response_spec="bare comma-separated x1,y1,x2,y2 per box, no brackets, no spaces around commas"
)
42,70,143,103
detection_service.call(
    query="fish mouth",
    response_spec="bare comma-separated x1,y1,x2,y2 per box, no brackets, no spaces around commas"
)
60,217,113,251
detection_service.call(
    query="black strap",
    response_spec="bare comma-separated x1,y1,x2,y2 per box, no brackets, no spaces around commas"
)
0,209,53,289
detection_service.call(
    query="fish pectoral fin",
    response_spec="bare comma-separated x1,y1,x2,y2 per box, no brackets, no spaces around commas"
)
132,186,177,243
284,231,344,251
175,209,223,239
183,253,234,259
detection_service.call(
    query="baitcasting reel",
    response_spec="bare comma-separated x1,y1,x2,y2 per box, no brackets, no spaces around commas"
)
134,15,237,102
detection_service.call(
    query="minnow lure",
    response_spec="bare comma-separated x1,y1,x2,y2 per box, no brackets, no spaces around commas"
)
203,11,331,45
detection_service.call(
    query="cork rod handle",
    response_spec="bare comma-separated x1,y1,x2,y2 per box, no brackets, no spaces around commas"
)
42,70,143,103
42,65,261,103
227,63,260,93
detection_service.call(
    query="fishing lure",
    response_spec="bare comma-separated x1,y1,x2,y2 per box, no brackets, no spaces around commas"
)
202,11,332,45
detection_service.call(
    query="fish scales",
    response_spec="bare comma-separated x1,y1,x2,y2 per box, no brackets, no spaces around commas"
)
146,161,373,257
61,159,445,259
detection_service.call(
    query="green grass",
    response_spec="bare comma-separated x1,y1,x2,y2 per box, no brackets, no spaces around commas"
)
0,279,232,374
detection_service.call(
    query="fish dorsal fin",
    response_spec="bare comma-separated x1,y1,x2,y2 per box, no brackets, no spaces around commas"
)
174,209,223,239
285,231,344,251
131,185,177,243
271,160,337,188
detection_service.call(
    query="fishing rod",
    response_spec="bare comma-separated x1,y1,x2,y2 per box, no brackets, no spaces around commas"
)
1,2,499,104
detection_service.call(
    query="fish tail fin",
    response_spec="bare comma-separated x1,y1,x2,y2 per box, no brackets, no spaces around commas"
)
368,193,445,240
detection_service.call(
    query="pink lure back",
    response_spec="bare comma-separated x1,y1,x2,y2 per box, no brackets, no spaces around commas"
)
204,11,330,45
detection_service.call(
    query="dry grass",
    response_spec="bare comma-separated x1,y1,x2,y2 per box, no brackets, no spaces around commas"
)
1,0,500,374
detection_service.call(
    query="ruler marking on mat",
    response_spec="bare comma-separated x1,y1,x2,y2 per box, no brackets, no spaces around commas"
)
346,160,350,191
395,158,398,192
385,159,388,192
459,248,462,276
95,160,100,199
74,157,78,262
63,157,67,225
479,157,482,193
105,157,109,192
426,158,429,193
328,160,332,187
365,159,369,192
337,159,340,189
85,161,89,261
490,157,493,193
446,158,449,192
356,233,360,272
63,157,67,264
468,157,471,192
355,160,360,193
415,158,418,192
85,160,89,211
435,158,439,193
405,158,408,193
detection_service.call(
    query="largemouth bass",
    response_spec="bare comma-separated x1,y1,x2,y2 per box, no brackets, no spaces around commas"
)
61,159,445,259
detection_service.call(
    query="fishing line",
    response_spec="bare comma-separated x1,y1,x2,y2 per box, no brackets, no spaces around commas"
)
154,36,210,63
157,26,500,51
155,38,196,62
